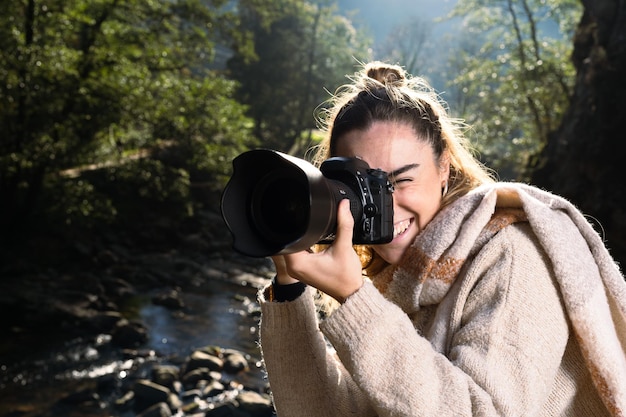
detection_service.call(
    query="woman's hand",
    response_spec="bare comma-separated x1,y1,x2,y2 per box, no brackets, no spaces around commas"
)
276,199,363,303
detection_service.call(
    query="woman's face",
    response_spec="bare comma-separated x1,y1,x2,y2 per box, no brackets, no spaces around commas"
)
335,120,450,265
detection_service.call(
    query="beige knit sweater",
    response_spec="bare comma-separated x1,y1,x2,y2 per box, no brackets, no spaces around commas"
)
258,183,626,416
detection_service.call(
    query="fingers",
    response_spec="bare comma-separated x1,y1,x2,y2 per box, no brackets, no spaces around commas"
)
272,200,360,300
270,255,300,285
334,199,355,249
270,256,287,273
284,200,359,287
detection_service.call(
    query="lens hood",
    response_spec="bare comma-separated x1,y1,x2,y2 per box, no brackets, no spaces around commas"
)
221,149,337,257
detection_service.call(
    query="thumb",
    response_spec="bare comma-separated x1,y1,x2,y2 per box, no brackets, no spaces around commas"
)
334,199,355,247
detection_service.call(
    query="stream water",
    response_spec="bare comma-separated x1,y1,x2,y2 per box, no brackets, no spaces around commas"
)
0,278,267,417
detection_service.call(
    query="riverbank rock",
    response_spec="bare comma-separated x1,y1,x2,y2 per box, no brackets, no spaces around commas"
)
236,391,274,416
111,318,149,348
152,288,185,309
152,365,180,389
186,350,224,374
113,347,273,417
137,402,172,417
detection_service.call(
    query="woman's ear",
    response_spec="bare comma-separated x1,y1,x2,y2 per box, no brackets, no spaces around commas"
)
439,150,451,184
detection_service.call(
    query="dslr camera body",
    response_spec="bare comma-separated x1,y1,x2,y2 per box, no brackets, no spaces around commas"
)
317,156,394,244
221,149,394,258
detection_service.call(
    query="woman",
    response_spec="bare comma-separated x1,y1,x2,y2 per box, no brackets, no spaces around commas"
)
258,61,626,416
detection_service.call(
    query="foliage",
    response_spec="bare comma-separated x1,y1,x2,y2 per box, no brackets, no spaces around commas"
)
228,0,372,154
148,75,256,184
376,16,434,78
0,0,256,237
42,159,191,233
445,0,582,179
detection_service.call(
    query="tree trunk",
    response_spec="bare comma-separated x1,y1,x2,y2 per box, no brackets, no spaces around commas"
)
531,0,626,267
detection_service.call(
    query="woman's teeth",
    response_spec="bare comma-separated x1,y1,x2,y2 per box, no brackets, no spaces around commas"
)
393,219,411,238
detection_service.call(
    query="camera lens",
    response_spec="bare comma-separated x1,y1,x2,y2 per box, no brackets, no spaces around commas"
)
250,171,309,244
221,149,392,257
221,149,335,257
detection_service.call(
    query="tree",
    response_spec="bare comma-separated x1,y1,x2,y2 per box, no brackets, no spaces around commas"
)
531,0,626,267
228,0,372,154
446,0,582,179
0,0,255,235
376,16,433,77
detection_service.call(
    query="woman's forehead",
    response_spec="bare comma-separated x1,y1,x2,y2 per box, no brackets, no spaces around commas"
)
334,122,433,170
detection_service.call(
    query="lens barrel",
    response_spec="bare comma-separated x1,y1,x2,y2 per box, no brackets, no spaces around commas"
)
221,150,338,257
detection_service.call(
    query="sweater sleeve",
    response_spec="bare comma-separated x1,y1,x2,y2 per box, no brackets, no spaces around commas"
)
258,286,377,417
320,224,574,416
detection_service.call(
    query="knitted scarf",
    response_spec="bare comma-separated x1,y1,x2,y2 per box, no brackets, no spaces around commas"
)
371,183,626,416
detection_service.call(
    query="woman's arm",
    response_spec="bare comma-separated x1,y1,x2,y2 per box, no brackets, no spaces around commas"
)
259,286,377,417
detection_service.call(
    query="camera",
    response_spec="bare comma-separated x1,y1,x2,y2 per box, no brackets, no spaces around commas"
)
220,149,394,257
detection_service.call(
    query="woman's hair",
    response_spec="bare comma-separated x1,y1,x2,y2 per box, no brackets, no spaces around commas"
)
313,61,494,205
311,61,495,275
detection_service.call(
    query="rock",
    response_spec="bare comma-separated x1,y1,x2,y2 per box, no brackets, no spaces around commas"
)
133,379,171,411
205,401,247,417
101,276,136,298
197,345,222,357
208,370,222,381
136,402,172,417
114,390,135,411
236,391,273,416
122,348,156,360
181,389,202,403
223,350,249,374
152,288,184,309
58,387,101,406
181,401,202,414
186,350,223,373
115,334,270,415
152,364,180,389
111,318,148,348
84,310,124,333
202,380,225,398
96,373,120,396
180,367,214,388
167,392,183,412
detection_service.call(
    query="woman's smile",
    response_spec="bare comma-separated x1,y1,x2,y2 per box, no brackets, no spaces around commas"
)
393,218,413,239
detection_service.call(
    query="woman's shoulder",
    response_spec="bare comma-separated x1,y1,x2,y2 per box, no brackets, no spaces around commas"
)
480,221,543,257
489,220,552,266
455,221,566,338
463,221,555,295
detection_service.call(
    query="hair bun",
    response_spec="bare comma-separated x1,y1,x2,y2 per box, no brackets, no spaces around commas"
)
365,61,406,86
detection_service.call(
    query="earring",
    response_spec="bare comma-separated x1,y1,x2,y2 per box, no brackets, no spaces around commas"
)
442,181,449,197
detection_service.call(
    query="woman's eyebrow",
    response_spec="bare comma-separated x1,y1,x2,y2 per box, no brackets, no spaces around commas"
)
389,163,419,178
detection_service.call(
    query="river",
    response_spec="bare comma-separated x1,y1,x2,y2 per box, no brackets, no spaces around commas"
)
0,277,267,417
